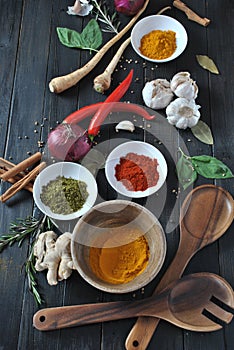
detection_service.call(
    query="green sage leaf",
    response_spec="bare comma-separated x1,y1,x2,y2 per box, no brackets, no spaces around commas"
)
191,120,214,145
176,154,197,189
57,27,83,48
57,19,102,52
191,155,234,179
196,55,219,74
80,19,102,50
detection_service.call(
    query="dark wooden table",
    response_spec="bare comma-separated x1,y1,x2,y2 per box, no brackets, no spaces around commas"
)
1,1,234,349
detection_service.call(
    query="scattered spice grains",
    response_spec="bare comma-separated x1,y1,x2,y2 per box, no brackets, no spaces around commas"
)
115,152,159,191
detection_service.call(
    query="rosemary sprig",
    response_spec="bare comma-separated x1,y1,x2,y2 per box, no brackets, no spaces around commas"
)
92,0,120,34
0,214,55,304
0,216,40,252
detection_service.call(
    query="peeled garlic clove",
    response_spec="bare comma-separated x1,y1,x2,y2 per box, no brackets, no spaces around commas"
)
115,120,135,132
166,97,201,129
67,0,93,16
142,79,174,110
170,72,198,100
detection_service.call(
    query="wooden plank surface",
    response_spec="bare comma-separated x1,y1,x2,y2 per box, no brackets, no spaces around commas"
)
0,0,234,349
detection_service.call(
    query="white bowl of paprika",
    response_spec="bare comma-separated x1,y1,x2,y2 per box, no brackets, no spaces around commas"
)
105,141,168,198
71,200,167,293
131,15,188,63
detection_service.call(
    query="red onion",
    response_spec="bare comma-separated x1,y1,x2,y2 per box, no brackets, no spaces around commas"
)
114,0,145,16
47,123,92,162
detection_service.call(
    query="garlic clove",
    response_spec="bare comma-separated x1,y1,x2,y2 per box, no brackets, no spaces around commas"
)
115,120,135,132
175,117,189,129
142,79,174,110
67,0,93,16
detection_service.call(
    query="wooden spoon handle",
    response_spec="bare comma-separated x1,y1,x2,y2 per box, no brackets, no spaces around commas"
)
33,302,129,330
33,297,167,331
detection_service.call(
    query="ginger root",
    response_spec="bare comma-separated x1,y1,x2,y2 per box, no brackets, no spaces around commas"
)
34,231,74,286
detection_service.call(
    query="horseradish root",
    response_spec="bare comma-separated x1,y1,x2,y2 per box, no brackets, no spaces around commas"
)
93,37,131,93
49,0,149,93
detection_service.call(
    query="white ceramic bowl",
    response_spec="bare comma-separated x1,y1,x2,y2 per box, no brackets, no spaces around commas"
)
33,162,97,220
105,141,167,198
71,200,167,293
131,15,188,63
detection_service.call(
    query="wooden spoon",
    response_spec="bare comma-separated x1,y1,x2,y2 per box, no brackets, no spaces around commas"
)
125,184,234,350
33,273,234,332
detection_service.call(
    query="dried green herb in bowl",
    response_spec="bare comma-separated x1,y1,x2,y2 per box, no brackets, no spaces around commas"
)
33,162,98,220
40,176,88,215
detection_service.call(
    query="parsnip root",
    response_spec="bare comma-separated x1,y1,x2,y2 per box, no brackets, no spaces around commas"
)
49,0,150,93
93,37,131,93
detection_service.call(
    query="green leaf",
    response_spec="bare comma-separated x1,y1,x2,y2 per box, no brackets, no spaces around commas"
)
57,27,82,48
191,155,234,179
81,19,102,50
196,55,219,74
176,154,197,189
57,20,102,52
191,120,214,145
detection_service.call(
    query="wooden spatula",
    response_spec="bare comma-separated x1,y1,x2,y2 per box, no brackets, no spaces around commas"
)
33,272,234,332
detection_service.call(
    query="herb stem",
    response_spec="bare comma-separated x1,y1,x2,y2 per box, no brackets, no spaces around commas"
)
0,214,55,305
178,147,191,159
92,0,119,34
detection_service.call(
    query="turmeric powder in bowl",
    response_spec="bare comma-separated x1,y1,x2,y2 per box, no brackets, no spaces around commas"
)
131,15,188,63
140,30,177,60
71,200,167,294
89,227,149,284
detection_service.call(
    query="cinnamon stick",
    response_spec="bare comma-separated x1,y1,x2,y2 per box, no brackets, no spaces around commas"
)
0,168,33,193
0,162,46,202
173,0,210,27
0,152,42,181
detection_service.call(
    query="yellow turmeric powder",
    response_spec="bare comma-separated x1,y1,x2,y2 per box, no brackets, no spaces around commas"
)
140,30,177,60
89,226,149,284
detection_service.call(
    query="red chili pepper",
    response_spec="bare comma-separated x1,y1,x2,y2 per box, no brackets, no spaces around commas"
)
64,103,102,124
88,70,134,136
64,102,155,125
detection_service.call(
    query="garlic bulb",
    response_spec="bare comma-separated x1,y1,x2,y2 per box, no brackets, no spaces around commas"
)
142,79,174,110
170,72,198,100
166,98,201,129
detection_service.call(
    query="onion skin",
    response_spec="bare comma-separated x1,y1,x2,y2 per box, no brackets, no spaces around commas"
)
114,0,145,15
48,123,92,162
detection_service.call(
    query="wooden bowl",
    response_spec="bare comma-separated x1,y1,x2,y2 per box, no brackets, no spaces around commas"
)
71,200,167,293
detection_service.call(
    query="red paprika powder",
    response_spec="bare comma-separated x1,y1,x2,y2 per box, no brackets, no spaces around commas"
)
115,152,159,191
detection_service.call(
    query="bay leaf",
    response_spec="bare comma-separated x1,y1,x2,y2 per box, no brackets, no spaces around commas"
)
176,154,197,189
191,120,214,145
196,55,219,74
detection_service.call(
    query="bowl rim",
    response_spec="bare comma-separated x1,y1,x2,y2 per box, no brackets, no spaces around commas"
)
71,199,167,293
105,140,168,198
33,161,98,221
131,14,188,63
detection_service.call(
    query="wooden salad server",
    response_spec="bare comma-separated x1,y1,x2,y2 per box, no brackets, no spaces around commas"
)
125,184,234,350
33,272,234,332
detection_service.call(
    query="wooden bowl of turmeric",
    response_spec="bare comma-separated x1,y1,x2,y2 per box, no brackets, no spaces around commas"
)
71,200,166,293
131,15,188,63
